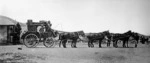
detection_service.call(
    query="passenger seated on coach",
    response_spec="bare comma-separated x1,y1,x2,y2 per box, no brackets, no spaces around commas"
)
39,24,45,33
39,24,46,40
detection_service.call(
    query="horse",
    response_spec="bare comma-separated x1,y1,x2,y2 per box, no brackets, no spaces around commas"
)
86,30,110,48
59,32,67,47
58,31,85,48
140,36,149,44
110,30,132,48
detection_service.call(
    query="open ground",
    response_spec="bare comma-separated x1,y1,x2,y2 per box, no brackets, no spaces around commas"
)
0,42,150,63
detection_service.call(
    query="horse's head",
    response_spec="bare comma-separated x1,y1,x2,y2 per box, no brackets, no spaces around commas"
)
140,36,149,44
54,30,59,36
76,31,89,41
124,30,132,36
49,30,60,41
102,30,110,34
76,31,85,37
132,32,139,37
102,30,110,37
51,30,60,38
128,31,140,40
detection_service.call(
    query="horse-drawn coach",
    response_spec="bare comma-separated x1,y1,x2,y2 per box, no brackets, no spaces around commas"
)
21,20,58,48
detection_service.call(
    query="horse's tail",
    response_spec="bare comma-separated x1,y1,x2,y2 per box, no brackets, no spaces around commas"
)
59,33,63,40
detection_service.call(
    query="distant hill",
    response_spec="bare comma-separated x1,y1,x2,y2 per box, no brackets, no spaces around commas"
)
0,15,27,31
0,15,26,26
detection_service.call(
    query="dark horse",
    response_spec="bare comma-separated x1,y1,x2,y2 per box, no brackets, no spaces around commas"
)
110,30,132,48
126,32,149,48
140,36,149,44
59,31,85,48
86,30,110,48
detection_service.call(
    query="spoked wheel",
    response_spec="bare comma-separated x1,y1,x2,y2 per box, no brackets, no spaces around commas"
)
43,37,55,48
24,34,39,48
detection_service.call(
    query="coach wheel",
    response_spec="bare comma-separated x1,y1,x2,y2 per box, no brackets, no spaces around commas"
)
43,37,55,48
24,34,39,48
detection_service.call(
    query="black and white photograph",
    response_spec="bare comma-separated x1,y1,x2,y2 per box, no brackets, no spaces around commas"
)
0,0,150,63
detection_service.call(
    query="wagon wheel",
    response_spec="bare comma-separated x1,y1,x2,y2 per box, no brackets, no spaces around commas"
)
24,34,39,48
43,37,55,48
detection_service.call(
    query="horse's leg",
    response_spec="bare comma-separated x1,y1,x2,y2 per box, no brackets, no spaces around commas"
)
115,40,118,48
88,40,91,47
124,41,126,48
107,40,110,47
99,40,102,48
71,40,75,48
59,40,62,47
74,39,77,48
108,40,111,47
122,40,125,47
107,40,109,47
135,40,138,48
113,40,115,47
62,40,67,48
74,40,77,48
71,40,77,48
122,40,126,48
127,40,129,48
71,41,74,48
91,40,94,48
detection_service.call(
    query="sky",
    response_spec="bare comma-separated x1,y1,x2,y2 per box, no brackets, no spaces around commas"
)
0,0,150,35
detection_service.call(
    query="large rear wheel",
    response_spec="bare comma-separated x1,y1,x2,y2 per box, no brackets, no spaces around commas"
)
43,37,55,48
24,34,39,48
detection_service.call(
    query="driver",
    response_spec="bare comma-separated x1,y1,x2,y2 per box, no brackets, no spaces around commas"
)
39,24,45,33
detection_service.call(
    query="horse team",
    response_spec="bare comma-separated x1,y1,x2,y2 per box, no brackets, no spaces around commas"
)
58,30,149,48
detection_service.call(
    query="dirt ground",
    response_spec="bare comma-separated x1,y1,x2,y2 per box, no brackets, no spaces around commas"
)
0,43,150,63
